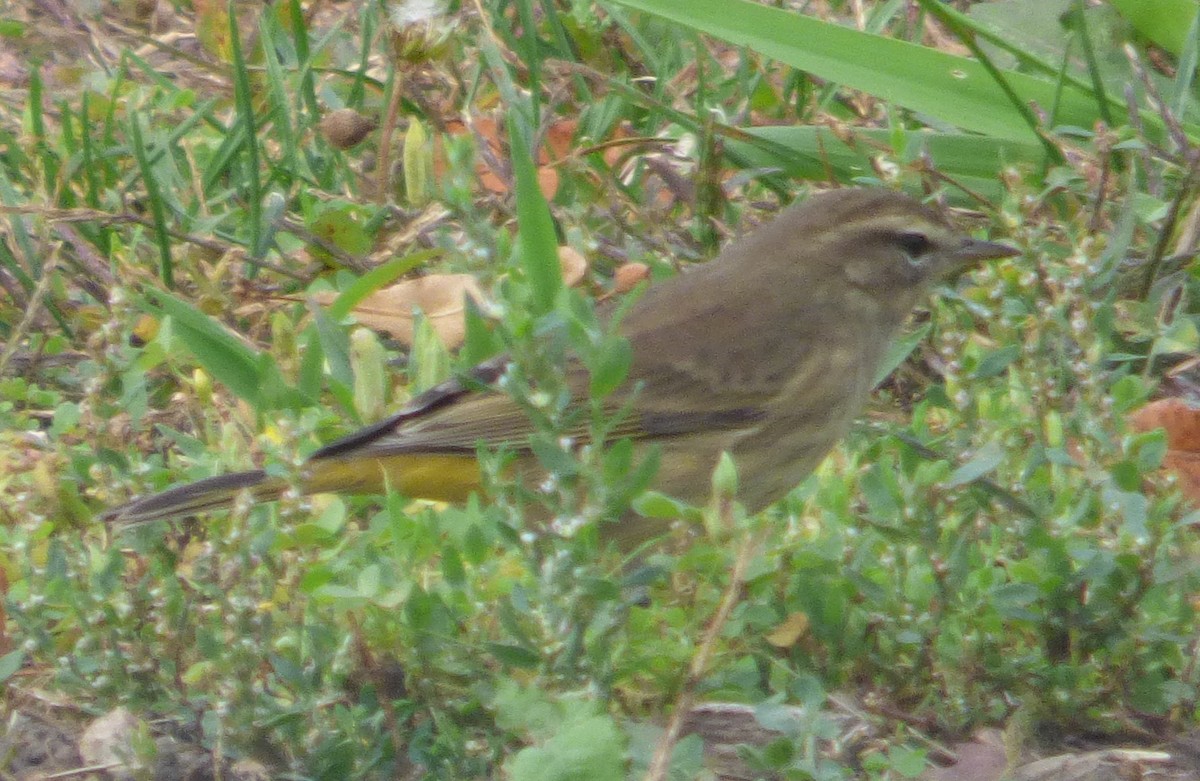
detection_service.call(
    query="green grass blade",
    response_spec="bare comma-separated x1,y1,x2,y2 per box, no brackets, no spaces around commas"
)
287,0,320,120
606,0,1115,141
228,0,262,263
298,325,325,402
127,113,174,287
260,13,300,180
1172,7,1200,117
79,93,101,210
1109,0,1199,56
1070,0,1115,127
729,125,1044,202
347,4,374,107
146,291,265,407
515,0,543,120
328,249,442,321
510,119,560,316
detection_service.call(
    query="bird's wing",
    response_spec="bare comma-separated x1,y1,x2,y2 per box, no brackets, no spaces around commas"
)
312,259,833,463
308,356,537,460
615,264,834,433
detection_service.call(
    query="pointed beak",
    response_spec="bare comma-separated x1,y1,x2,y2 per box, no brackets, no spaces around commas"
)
954,238,1021,264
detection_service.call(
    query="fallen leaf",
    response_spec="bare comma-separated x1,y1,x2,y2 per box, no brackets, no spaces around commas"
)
559,246,587,287
613,262,650,294
440,116,559,199
308,207,372,267
79,707,141,770
1129,398,1200,503
545,118,578,160
1130,398,1200,451
313,274,487,349
924,730,1007,781
537,165,560,200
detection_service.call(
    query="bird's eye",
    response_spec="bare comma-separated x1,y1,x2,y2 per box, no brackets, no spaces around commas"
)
896,231,933,258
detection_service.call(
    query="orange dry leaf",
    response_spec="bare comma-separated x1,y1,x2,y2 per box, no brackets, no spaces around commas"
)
544,118,578,161
1130,397,1200,449
536,167,559,200
1129,397,1200,503
558,246,588,288
613,262,650,294
438,116,563,199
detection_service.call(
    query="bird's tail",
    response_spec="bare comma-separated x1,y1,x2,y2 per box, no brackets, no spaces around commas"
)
101,470,287,529
102,452,485,529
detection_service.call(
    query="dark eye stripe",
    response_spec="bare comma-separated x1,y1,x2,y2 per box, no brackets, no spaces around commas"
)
896,231,933,256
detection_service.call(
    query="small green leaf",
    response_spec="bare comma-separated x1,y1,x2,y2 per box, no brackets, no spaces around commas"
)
403,117,432,206
505,714,625,781
510,119,561,315
861,462,902,520
297,327,324,400
991,582,1041,619
888,746,929,778
973,345,1021,379
0,650,24,684
874,323,931,386
146,291,265,409
312,304,353,397
530,433,580,477
486,643,542,668
308,206,372,264
633,490,692,519
946,440,1006,487
710,451,739,500
588,336,632,397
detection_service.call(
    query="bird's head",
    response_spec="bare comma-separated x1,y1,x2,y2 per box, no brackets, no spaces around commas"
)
789,189,1019,318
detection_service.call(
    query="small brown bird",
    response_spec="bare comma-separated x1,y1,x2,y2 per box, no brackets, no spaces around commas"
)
105,189,1017,540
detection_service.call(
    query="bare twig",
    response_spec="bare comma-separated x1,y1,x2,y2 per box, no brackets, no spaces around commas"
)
642,523,759,781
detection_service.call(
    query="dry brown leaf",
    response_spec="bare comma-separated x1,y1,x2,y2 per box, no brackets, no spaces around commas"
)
312,274,486,349
559,246,587,287
613,262,650,294
79,707,141,770
439,116,559,199
1129,398,1200,451
1129,397,1200,503
536,166,560,200
545,118,577,160
1010,749,1171,781
924,730,1007,781
1161,453,1200,503
476,163,508,195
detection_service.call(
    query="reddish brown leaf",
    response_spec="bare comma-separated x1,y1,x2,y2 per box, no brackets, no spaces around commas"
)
1129,398,1200,503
